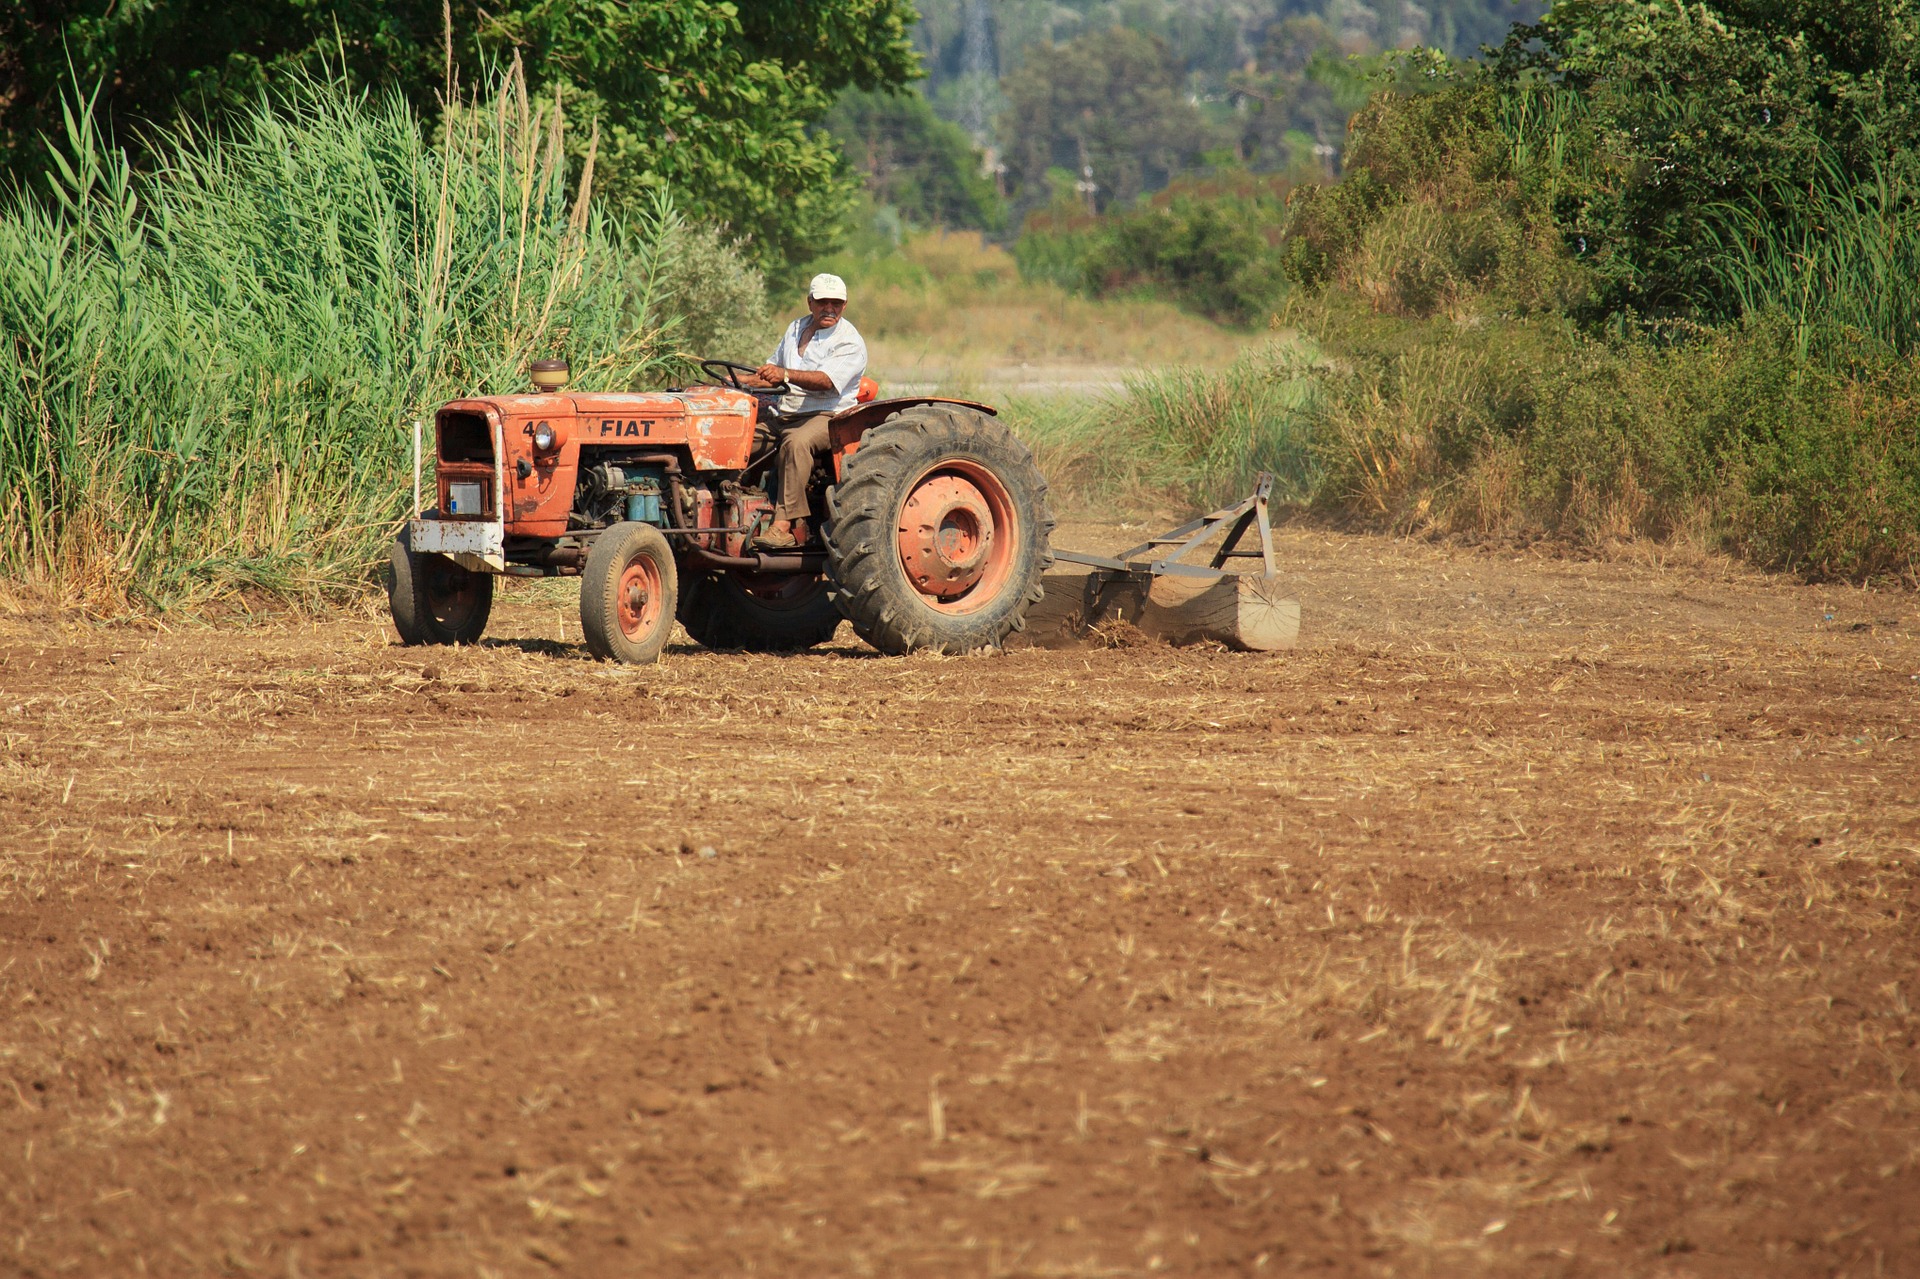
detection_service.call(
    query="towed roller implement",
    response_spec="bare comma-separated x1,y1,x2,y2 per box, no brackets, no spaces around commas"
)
1020,473,1299,652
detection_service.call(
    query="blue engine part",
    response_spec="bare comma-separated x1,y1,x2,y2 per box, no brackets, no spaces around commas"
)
623,469,666,525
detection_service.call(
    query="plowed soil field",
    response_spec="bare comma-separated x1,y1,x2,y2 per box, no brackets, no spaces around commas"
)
2,523,1916,1278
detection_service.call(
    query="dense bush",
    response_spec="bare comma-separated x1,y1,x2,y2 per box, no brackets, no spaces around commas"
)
1255,3,1920,583
660,221,776,364
1281,84,1586,316
1492,0,1920,327
1008,203,1099,294
1293,295,1920,580
1080,181,1290,326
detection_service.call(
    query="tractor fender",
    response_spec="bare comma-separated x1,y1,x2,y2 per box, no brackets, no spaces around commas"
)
828,396,999,481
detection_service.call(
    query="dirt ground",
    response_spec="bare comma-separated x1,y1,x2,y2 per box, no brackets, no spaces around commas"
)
1,521,1916,1278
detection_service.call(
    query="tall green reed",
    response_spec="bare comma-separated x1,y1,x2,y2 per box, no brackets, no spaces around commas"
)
1702,150,1920,361
0,63,680,611
1495,81,1591,204
1004,343,1323,513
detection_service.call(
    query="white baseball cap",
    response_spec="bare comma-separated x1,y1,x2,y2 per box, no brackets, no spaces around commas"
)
809,272,849,301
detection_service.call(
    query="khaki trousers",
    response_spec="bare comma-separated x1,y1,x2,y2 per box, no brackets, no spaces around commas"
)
772,413,832,522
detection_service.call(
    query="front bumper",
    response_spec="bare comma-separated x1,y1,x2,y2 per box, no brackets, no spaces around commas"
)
411,517,505,573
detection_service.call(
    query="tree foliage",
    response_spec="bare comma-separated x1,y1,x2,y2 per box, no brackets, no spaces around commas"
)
0,0,919,269
913,0,1550,91
1492,0,1920,319
997,27,1216,219
821,89,1006,233
1018,170,1294,326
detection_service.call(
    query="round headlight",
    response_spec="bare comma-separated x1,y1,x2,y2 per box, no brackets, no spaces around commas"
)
532,421,558,453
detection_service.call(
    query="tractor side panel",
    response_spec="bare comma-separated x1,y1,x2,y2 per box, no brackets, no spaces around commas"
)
434,388,761,540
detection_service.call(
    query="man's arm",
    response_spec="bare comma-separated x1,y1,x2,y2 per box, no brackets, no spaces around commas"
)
753,364,835,393
740,322,811,389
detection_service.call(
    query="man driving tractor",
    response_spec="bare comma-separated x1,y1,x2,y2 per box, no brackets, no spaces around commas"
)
743,273,869,549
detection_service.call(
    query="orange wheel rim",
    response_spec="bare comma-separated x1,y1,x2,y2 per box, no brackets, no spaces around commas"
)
894,460,1018,615
617,556,664,639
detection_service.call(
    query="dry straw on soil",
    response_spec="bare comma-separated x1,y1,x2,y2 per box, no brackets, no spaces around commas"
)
1,524,1914,1275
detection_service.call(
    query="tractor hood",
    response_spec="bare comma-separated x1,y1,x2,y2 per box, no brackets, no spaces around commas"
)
437,387,761,474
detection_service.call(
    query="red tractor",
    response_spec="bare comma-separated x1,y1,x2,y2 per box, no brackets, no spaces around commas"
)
388,359,1055,662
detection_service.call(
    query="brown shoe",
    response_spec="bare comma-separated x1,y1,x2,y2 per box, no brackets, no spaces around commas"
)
753,524,798,550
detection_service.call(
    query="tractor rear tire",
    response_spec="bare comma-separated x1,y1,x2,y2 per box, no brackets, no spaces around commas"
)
388,519,493,646
824,404,1054,655
581,522,679,665
678,571,843,652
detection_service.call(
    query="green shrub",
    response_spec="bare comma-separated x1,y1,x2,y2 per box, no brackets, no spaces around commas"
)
661,221,775,364
1282,85,1585,318
1491,0,1920,327
1012,197,1101,292
1081,194,1287,326
1294,298,1920,580
1278,170,1392,292
1004,343,1322,513
1274,62,1920,583
1014,169,1294,326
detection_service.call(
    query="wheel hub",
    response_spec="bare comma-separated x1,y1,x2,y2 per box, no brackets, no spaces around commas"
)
899,473,996,598
618,559,662,638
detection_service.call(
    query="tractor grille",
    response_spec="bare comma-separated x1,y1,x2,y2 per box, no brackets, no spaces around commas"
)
438,412,494,463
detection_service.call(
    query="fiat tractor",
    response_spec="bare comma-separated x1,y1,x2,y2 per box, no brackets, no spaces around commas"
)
387,359,1057,662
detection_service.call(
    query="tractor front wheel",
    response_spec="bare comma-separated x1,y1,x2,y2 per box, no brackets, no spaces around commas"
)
825,404,1054,654
389,519,493,646
581,522,679,664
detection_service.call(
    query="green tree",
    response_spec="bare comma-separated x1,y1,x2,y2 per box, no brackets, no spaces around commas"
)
0,0,919,269
821,88,1006,232
1493,0,1920,319
910,0,1547,107
1226,16,1360,174
997,26,1219,219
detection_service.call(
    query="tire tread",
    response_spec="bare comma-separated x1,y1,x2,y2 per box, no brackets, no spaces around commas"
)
823,406,1054,655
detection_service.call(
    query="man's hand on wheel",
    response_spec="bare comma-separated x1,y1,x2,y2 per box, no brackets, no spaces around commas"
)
746,364,835,394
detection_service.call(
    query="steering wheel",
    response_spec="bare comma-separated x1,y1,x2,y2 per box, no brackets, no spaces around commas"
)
700,359,790,395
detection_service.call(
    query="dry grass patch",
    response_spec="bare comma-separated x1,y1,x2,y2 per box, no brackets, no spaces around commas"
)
811,230,1260,387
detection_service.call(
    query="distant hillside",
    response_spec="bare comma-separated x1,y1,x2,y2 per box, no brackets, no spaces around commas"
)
913,0,1548,134
820,0,1549,243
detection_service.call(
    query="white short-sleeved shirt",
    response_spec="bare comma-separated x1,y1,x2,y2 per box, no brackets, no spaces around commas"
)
768,315,867,417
